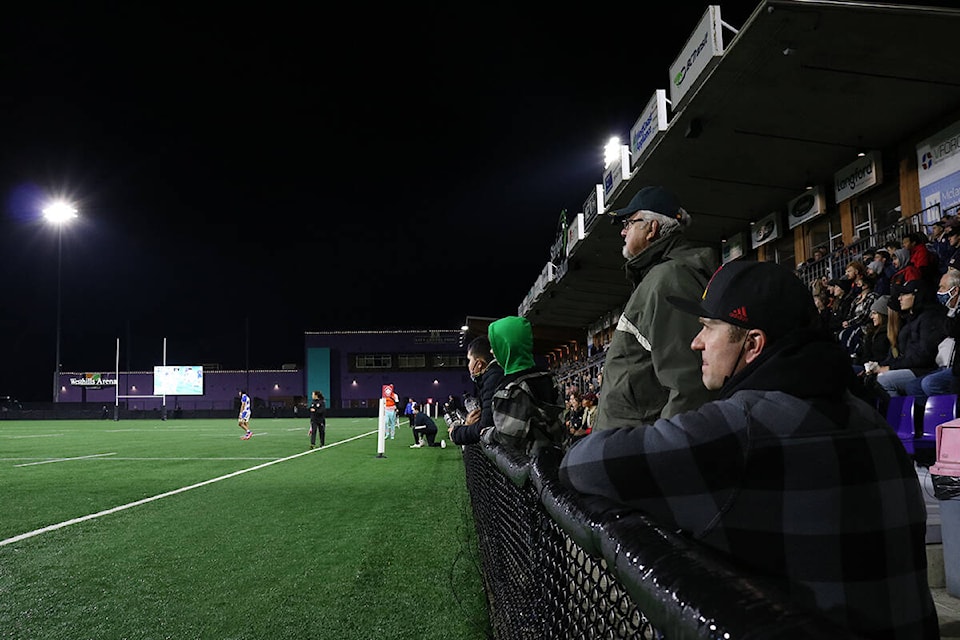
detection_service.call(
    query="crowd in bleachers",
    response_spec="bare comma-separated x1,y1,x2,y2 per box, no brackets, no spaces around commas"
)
545,210,960,467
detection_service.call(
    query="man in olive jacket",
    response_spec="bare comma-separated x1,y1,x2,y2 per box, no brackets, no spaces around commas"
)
595,186,718,430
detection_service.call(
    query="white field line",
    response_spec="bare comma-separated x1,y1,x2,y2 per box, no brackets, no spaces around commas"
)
5,456,279,464
15,452,117,467
0,431,376,548
0,433,63,439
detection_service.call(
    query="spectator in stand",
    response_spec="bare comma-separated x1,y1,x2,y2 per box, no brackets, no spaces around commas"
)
594,186,718,430
889,246,919,302
902,231,938,284
813,291,834,331
564,390,586,446
449,336,504,445
839,265,879,355
581,392,598,436
943,218,960,271
559,260,939,639
826,277,855,339
929,219,953,275
875,278,948,398
853,296,893,374
903,268,960,400
871,249,894,296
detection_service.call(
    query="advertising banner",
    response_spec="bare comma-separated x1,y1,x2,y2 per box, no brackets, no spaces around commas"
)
566,213,585,256
834,151,882,203
668,5,724,108
750,211,781,249
630,90,668,169
721,232,746,264
786,186,826,230
583,184,604,230
917,119,960,213
602,144,631,203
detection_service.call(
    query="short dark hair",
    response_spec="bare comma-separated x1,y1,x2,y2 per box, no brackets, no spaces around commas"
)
467,336,493,359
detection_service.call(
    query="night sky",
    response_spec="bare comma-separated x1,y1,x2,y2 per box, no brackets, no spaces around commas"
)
0,2,760,402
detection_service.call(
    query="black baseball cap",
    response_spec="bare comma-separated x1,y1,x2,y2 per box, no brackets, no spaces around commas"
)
667,260,818,341
608,186,682,223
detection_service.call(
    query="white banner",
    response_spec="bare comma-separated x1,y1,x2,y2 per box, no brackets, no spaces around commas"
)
668,5,724,107
917,119,960,213
630,90,669,169
834,151,882,203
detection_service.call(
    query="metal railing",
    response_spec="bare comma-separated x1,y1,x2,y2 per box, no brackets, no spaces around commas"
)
463,442,857,639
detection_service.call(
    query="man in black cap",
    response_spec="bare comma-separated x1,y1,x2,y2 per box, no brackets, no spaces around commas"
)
594,186,717,431
559,260,938,639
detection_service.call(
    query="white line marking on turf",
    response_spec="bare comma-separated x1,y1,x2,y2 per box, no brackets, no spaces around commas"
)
15,452,117,467
0,433,64,439
0,431,377,548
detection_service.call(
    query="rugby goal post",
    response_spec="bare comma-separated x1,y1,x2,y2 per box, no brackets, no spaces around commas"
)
112,337,168,421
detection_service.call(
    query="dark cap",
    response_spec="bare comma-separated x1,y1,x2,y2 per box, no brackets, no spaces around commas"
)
827,278,853,293
667,260,818,340
944,218,960,237
608,186,682,223
900,278,924,294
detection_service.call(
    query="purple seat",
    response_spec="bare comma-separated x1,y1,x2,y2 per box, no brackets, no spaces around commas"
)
923,394,958,443
886,396,917,454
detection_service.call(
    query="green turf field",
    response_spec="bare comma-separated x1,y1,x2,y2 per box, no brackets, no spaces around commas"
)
0,417,490,639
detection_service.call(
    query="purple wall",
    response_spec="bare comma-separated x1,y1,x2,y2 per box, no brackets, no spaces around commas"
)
304,329,470,410
55,329,472,412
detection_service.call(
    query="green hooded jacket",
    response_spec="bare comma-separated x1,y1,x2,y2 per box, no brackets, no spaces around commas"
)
488,316,536,376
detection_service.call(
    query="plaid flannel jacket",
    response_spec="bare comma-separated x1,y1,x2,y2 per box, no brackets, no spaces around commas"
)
560,334,939,639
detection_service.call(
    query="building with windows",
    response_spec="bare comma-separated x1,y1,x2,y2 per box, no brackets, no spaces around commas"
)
304,329,469,412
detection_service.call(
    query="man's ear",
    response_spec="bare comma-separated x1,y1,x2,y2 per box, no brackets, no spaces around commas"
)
742,329,768,364
646,219,660,241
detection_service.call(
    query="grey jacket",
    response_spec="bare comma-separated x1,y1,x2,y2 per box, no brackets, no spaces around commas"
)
594,231,717,430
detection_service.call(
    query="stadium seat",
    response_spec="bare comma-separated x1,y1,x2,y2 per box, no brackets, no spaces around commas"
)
923,394,957,438
921,395,958,458
886,395,917,453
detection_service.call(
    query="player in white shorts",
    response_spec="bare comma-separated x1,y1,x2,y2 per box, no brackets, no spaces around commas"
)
238,390,252,440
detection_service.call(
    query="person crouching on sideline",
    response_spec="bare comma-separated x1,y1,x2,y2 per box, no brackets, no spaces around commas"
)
409,402,445,448
559,260,938,640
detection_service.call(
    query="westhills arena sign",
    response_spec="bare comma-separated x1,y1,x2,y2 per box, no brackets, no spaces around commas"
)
70,373,118,390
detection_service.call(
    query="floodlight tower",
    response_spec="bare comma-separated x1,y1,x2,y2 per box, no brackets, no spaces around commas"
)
42,201,78,403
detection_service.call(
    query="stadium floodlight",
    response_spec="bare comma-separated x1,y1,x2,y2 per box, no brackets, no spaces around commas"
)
42,201,79,403
603,136,621,169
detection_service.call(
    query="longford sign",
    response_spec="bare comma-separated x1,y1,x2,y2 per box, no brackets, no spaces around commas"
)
834,151,882,203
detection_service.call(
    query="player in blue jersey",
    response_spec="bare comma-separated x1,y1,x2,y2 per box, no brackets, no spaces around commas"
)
238,390,252,440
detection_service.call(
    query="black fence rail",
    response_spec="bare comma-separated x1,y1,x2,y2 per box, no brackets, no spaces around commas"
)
462,442,858,640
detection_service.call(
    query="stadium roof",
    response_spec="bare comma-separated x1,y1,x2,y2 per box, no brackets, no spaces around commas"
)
512,0,960,350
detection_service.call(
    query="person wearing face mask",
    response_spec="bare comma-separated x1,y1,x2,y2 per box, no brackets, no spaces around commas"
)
448,336,504,445
902,268,960,400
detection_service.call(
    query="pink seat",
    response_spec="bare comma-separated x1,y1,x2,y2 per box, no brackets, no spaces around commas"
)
931,418,960,477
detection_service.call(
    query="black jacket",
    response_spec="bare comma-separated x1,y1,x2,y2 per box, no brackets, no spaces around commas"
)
450,361,505,445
